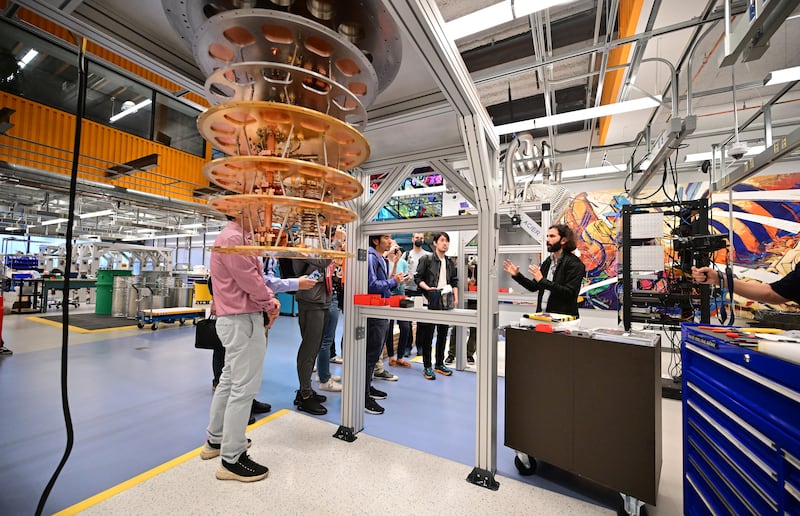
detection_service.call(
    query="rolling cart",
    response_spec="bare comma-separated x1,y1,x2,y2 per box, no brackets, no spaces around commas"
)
136,307,206,331
133,284,206,330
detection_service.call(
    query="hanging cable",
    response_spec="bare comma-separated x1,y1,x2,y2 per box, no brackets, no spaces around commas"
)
35,37,87,516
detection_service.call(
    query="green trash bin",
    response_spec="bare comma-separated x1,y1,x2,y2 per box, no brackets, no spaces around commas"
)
95,270,132,315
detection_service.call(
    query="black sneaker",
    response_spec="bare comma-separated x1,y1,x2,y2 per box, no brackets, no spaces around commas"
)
364,397,385,415
251,399,272,414
200,438,252,460
293,389,327,406
369,386,387,400
248,415,256,425
216,452,269,482
297,394,328,415
444,355,455,365
467,356,475,364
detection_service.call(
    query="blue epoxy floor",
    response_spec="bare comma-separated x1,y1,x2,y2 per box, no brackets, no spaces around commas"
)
0,310,680,515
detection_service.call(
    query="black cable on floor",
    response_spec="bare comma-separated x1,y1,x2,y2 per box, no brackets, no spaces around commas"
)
35,37,87,516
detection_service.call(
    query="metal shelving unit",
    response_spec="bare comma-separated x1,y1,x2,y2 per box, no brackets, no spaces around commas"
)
620,200,711,331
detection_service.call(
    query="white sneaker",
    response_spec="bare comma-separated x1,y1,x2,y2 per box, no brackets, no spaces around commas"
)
318,378,342,392
330,356,344,364
315,374,341,382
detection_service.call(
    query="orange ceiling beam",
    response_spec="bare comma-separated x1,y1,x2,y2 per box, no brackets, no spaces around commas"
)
598,0,644,145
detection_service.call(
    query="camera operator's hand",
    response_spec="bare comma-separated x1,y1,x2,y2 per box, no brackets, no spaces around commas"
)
692,266,717,285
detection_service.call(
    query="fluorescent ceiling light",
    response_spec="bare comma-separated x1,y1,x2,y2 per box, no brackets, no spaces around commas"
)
514,165,625,182
17,49,38,69
109,99,152,123
78,209,115,219
391,185,446,198
495,96,662,135
684,145,765,162
154,233,198,239
446,0,578,40
40,217,69,226
561,165,626,179
764,66,800,86
181,223,205,229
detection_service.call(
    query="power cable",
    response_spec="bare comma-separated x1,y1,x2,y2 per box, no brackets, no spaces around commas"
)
35,37,86,516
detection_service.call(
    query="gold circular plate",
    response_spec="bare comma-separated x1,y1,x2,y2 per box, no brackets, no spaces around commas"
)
202,155,363,201
210,194,357,225
197,101,369,170
208,245,351,260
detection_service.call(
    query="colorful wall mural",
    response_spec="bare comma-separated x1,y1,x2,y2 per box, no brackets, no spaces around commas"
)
567,172,800,318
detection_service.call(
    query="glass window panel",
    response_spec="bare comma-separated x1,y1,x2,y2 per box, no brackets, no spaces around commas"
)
153,93,205,157
84,62,152,139
0,20,79,114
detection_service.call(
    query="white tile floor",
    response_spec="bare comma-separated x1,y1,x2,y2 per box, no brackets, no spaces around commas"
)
80,411,616,515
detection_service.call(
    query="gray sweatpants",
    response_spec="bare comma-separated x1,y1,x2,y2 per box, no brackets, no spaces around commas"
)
206,312,266,464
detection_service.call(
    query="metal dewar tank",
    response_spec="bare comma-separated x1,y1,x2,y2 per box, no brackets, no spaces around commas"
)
170,283,194,308
111,276,132,317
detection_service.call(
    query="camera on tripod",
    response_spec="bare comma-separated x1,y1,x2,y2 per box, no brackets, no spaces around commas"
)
674,234,728,270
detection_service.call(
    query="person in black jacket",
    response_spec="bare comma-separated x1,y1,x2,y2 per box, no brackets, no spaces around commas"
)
291,258,332,416
503,224,585,317
414,232,459,380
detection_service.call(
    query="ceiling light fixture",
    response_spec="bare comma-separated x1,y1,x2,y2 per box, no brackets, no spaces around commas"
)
181,222,206,229
154,233,198,239
109,99,152,123
40,217,69,226
78,209,115,219
391,185,446,198
495,96,662,136
446,0,578,40
763,66,800,86
17,49,38,69
561,165,627,179
514,164,625,182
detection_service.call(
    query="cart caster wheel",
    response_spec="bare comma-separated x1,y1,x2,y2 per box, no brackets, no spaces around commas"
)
514,454,537,476
618,494,647,515
151,323,158,331
179,319,185,325
192,319,198,325
137,322,144,329
618,505,648,516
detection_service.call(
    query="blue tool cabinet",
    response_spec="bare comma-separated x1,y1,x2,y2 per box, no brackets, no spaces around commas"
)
682,323,800,515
